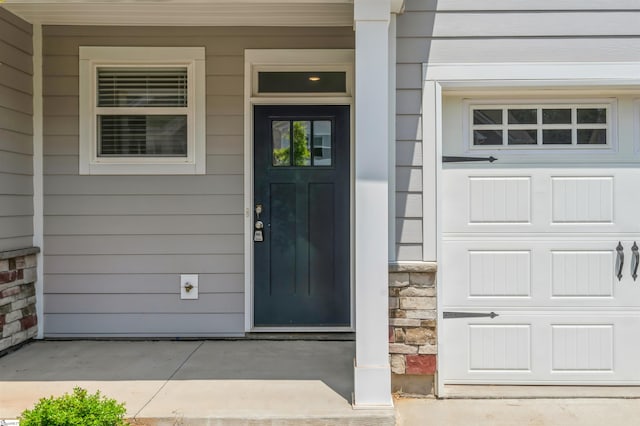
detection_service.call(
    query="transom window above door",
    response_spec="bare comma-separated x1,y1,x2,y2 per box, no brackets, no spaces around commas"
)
271,119,333,167
468,102,613,149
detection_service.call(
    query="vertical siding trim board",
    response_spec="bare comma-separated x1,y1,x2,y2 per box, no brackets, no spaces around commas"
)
33,23,44,339
388,15,397,262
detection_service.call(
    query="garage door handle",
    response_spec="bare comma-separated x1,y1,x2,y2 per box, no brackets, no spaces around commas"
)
616,241,624,281
632,242,639,281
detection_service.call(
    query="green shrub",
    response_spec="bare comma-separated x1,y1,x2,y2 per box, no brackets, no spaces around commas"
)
19,387,129,426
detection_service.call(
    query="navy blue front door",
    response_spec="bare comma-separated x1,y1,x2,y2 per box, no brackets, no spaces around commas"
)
253,105,350,327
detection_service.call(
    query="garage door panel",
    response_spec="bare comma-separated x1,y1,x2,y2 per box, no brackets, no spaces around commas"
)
443,168,635,233
443,240,637,308
469,177,531,223
441,313,640,383
551,176,613,224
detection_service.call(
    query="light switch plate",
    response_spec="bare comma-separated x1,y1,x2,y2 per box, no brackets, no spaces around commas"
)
180,274,198,300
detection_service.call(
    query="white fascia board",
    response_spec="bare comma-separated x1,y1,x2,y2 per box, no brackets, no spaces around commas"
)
3,2,353,26
5,0,352,3
425,62,640,86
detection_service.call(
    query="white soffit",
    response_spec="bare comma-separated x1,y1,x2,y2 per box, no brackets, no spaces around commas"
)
2,1,354,26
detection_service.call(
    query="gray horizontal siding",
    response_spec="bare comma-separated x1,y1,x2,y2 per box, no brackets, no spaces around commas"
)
45,235,243,255
395,2,640,261
44,313,245,337
43,25,354,337
44,255,243,274
46,273,243,294
44,196,243,216
45,215,242,235
0,8,33,253
410,0,640,11
45,294,244,314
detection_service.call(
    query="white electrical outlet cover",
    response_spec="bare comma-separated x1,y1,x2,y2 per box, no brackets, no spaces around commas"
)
180,274,199,300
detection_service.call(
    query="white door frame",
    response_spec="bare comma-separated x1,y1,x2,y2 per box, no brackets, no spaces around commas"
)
423,61,640,396
243,49,355,332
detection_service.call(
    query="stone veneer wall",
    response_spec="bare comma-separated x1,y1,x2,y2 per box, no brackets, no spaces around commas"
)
389,262,437,395
0,248,39,353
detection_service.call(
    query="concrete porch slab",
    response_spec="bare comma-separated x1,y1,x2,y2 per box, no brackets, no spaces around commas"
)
0,340,395,425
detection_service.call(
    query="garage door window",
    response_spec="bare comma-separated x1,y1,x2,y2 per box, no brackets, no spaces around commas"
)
470,103,612,149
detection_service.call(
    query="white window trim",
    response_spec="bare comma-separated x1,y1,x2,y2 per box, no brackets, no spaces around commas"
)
79,46,206,175
464,99,616,152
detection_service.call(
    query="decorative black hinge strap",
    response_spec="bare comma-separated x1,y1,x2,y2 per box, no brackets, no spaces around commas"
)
443,311,499,319
442,156,497,163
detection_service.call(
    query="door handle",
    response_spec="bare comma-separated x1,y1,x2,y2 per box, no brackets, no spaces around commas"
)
616,241,624,281
632,242,639,282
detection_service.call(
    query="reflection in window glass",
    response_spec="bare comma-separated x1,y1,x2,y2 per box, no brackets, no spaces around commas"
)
313,121,332,166
474,129,503,145
272,121,291,166
543,109,571,124
473,109,502,125
293,121,311,166
577,108,607,124
98,115,187,156
542,129,572,144
508,109,537,124
577,129,607,145
508,129,537,145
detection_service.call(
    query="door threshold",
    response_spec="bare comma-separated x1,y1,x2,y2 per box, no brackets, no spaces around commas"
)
441,385,640,399
244,332,355,341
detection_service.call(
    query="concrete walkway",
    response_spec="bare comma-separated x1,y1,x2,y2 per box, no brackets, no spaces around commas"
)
0,340,394,425
395,397,640,426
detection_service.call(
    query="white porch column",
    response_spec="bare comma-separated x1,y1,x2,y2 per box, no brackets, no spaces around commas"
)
353,0,393,408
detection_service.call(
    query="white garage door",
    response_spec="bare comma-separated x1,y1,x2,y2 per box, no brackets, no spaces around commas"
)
440,100,640,384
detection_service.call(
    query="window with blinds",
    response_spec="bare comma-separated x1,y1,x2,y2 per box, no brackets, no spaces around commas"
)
96,67,188,157
79,46,205,174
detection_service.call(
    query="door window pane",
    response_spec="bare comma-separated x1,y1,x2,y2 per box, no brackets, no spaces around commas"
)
272,121,291,166
313,121,332,166
508,109,537,125
542,109,571,124
577,129,607,145
473,109,502,125
474,129,503,145
543,129,572,144
293,121,311,166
